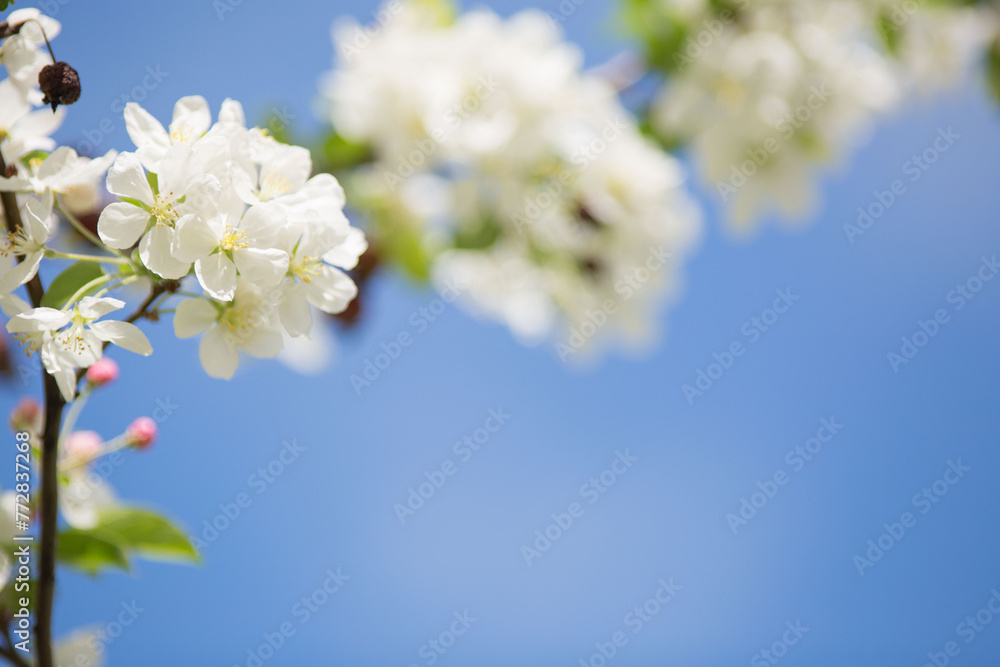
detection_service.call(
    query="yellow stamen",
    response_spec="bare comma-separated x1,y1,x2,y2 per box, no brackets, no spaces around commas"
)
220,225,249,252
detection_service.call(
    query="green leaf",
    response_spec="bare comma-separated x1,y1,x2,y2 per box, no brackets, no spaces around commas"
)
0,1,14,11
987,39,1000,103
322,132,372,171
94,507,199,565
40,261,105,309
57,529,130,575
620,0,690,73
381,221,431,283
876,11,901,55
453,217,501,251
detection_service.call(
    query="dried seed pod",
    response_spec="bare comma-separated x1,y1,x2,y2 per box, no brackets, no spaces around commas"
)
39,61,81,112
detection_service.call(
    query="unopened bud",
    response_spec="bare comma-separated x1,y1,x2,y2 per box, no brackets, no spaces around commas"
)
9,397,41,433
39,61,81,112
126,417,157,450
86,358,119,387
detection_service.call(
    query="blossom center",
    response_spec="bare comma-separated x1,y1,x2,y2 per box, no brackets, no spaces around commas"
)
150,192,178,225
1,227,35,256
220,305,258,337
220,225,249,252
11,332,41,356
57,322,93,356
169,122,194,144
290,255,321,284
260,167,291,200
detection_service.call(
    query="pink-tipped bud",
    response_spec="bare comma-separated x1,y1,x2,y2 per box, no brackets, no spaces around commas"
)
65,430,103,460
126,417,157,450
86,358,119,387
9,397,41,433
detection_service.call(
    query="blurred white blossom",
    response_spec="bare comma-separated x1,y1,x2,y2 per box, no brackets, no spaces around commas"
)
324,0,701,360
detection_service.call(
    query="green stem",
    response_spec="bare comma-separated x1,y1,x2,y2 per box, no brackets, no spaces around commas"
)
59,434,131,473
63,273,114,307
93,274,139,298
57,387,91,447
54,200,128,260
45,250,128,265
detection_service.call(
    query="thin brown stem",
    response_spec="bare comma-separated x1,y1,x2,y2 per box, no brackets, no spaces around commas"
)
35,374,63,667
18,18,56,63
0,147,59,667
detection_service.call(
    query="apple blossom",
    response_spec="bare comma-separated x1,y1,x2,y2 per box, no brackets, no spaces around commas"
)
173,279,285,380
6,296,152,400
0,189,53,292
124,95,213,171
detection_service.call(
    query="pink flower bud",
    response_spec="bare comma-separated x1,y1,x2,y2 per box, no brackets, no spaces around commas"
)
126,417,157,450
86,358,119,386
65,430,102,460
9,397,41,433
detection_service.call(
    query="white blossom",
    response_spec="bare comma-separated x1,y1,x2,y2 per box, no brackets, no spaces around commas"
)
6,297,152,400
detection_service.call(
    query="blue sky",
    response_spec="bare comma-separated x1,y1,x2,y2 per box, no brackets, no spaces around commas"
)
4,0,1000,665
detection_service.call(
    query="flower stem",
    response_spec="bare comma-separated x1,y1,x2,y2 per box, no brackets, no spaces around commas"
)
58,387,90,447
45,250,128,265
63,273,114,307
18,18,57,63
54,200,128,260
59,434,131,473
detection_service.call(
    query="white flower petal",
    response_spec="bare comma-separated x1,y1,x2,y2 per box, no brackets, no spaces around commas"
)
233,247,288,287
88,320,152,356
0,293,30,317
278,282,312,337
0,250,43,293
97,202,150,249
323,227,368,270
173,299,217,338
195,253,237,301
7,307,70,333
106,152,154,205
305,266,357,314
139,225,190,279
200,325,239,379
77,296,124,320
172,214,223,262
124,102,169,152
170,96,211,142
242,327,284,359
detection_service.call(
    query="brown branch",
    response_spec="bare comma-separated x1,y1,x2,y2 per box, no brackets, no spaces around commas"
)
0,147,60,667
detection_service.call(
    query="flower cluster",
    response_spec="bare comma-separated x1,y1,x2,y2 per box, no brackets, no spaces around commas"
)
646,0,997,230
323,0,700,359
97,96,367,379
0,8,125,400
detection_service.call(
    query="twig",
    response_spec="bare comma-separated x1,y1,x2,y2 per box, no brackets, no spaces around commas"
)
0,147,60,667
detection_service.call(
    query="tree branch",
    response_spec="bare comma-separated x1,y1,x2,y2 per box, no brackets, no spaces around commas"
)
0,148,61,667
